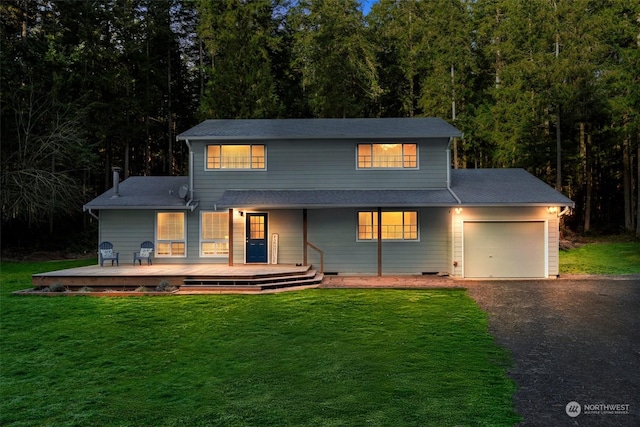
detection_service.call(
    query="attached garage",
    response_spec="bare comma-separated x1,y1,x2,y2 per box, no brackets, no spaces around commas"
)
463,221,546,278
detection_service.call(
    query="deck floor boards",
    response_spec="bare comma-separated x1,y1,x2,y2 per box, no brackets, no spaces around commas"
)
32,264,312,288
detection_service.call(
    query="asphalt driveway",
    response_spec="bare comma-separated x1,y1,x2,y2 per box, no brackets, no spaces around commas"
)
467,277,640,426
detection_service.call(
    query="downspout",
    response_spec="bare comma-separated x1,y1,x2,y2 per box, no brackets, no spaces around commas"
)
446,139,461,278
86,208,99,221
184,139,195,210
446,142,462,205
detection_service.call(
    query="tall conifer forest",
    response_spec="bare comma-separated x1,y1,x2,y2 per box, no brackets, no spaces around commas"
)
2,0,639,250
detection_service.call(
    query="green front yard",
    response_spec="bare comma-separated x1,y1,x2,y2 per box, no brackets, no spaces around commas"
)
1,260,519,426
560,241,640,275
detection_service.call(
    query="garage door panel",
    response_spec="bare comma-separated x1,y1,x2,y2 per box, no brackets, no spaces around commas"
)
464,221,545,278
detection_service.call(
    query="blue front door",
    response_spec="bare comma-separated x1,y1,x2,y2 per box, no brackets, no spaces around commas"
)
246,213,268,263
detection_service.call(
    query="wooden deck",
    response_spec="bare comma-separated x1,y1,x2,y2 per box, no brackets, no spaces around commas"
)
32,263,317,289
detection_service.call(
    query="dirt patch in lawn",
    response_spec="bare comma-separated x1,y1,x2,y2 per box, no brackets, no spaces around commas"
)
467,277,640,426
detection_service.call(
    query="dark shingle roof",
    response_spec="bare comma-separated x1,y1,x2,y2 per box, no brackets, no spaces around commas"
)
215,169,573,208
83,176,190,210
83,169,573,210
451,169,574,206
177,118,463,140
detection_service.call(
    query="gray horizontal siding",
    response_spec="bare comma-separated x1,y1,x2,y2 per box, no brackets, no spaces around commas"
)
99,210,156,264
381,208,450,274
268,209,304,265
191,139,450,203
98,207,452,273
306,208,449,274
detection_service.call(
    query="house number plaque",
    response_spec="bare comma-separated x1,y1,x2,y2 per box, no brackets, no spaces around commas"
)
271,233,279,264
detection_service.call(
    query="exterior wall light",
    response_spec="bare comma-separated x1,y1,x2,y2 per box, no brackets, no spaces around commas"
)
548,206,558,214
455,207,463,214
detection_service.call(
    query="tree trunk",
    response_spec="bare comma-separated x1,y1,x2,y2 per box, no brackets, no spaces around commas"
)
49,153,55,235
637,143,640,237
585,131,592,233
167,46,173,175
623,133,632,230
407,5,414,118
580,122,591,232
556,108,562,192
124,141,130,179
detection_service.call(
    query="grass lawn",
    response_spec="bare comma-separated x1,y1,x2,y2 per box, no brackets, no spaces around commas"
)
0,260,520,426
560,241,640,275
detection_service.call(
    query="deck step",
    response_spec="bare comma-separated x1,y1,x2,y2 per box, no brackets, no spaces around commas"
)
180,271,323,293
183,269,318,286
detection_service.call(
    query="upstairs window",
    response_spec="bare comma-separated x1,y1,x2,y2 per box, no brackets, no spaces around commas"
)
357,143,417,169
206,145,265,169
358,211,418,241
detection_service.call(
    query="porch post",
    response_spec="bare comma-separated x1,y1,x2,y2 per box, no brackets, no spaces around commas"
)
377,207,382,276
228,208,234,266
303,209,308,266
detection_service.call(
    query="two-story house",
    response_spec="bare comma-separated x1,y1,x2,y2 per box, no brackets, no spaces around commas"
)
84,118,574,279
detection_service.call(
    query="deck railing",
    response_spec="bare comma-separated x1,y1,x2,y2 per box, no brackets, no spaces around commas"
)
306,242,324,274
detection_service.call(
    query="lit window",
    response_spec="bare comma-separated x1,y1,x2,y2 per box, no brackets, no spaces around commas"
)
357,143,417,168
358,211,418,241
206,145,265,169
201,212,229,256
157,212,186,256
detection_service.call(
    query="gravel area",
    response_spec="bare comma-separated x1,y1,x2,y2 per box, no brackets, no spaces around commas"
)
322,275,640,426
467,277,640,426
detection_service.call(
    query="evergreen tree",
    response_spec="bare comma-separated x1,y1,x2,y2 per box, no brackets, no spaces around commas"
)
197,0,283,118
290,0,380,117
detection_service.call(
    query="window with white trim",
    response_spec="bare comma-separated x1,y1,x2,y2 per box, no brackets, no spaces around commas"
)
156,212,186,256
357,143,417,168
201,211,229,256
358,211,418,241
206,144,265,169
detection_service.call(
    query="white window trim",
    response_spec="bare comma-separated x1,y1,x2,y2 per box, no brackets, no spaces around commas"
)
199,211,230,258
355,143,419,170
204,144,267,171
155,211,187,258
356,210,420,242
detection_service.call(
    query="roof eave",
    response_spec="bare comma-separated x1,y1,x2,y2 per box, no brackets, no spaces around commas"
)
219,203,460,209
177,134,462,141
83,205,195,211
216,202,574,209
458,202,575,208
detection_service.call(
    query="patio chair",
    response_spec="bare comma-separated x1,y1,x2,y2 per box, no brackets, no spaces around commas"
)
98,241,119,266
133,241,154,266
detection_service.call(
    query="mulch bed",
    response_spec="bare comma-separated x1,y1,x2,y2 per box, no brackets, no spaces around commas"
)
467,278,640,426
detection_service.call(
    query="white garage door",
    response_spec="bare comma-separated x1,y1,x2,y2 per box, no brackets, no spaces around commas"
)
464,221,546,278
